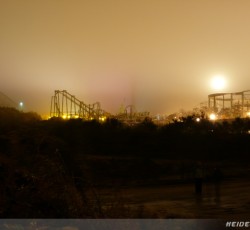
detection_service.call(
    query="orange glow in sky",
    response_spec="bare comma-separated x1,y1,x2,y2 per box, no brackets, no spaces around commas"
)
1,0,250,115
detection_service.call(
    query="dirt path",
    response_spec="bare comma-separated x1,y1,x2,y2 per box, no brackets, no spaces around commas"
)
99,179,250,218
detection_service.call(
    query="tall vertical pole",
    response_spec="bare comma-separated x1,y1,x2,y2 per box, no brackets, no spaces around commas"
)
242,92,244,117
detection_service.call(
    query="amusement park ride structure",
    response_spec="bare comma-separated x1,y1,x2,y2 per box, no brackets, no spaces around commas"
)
50,90,110,121
50,90,150,122
207,90,250,119
116,104,150,123
50,89,250,122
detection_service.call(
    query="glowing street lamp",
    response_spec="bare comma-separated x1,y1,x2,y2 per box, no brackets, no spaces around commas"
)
209,113,217,121
19,102,24,110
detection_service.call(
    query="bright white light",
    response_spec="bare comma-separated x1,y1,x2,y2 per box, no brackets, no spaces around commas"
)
196,117,200,122
19,102,23,107
247,112,250,117
209,113,216,120
211,75,226,90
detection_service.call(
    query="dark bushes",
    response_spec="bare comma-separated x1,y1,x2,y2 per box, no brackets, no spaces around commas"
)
0,108,250,217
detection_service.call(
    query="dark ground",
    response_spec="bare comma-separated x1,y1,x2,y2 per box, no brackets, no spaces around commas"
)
96,178,250,219
0,108,250,219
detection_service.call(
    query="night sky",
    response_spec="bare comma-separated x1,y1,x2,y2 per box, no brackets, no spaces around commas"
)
1,0,250,116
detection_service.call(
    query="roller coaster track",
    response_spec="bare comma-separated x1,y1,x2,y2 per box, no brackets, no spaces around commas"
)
50,90,110,120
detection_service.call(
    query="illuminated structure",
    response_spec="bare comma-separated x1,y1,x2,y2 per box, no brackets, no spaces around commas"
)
208,90,250,118
50,90,150,123
50,90,109,120
116,104,150,123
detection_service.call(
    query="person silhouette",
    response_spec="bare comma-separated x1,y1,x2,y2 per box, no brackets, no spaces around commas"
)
194,162,203,195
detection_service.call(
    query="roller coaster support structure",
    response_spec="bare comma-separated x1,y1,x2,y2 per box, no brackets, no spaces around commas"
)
50,90,109,120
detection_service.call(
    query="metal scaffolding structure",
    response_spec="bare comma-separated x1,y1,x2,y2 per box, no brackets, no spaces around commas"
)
208,90,250,118
49,89,250,122
50,90,150,124
116,104,150,123
50,90,109,120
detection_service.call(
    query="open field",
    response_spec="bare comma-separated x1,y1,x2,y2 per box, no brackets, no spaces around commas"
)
96,179,250,219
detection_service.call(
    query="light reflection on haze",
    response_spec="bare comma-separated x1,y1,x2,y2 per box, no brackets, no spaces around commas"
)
1,0,250,115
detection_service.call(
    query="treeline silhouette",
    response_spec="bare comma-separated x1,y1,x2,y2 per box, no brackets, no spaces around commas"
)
0,107,249,218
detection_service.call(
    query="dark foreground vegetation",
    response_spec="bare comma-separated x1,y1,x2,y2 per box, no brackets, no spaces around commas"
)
0,107,250,218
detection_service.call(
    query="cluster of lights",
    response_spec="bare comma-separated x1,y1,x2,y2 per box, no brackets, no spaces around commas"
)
62,114,80,119
60,114,106,121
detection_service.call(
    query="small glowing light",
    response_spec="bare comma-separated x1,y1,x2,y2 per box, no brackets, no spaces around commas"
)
246,112,250,117
19,102,23,107
74,115,79,119
62,115,67,119
209,113,216,120
99,116,106,122
196,117,201,122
